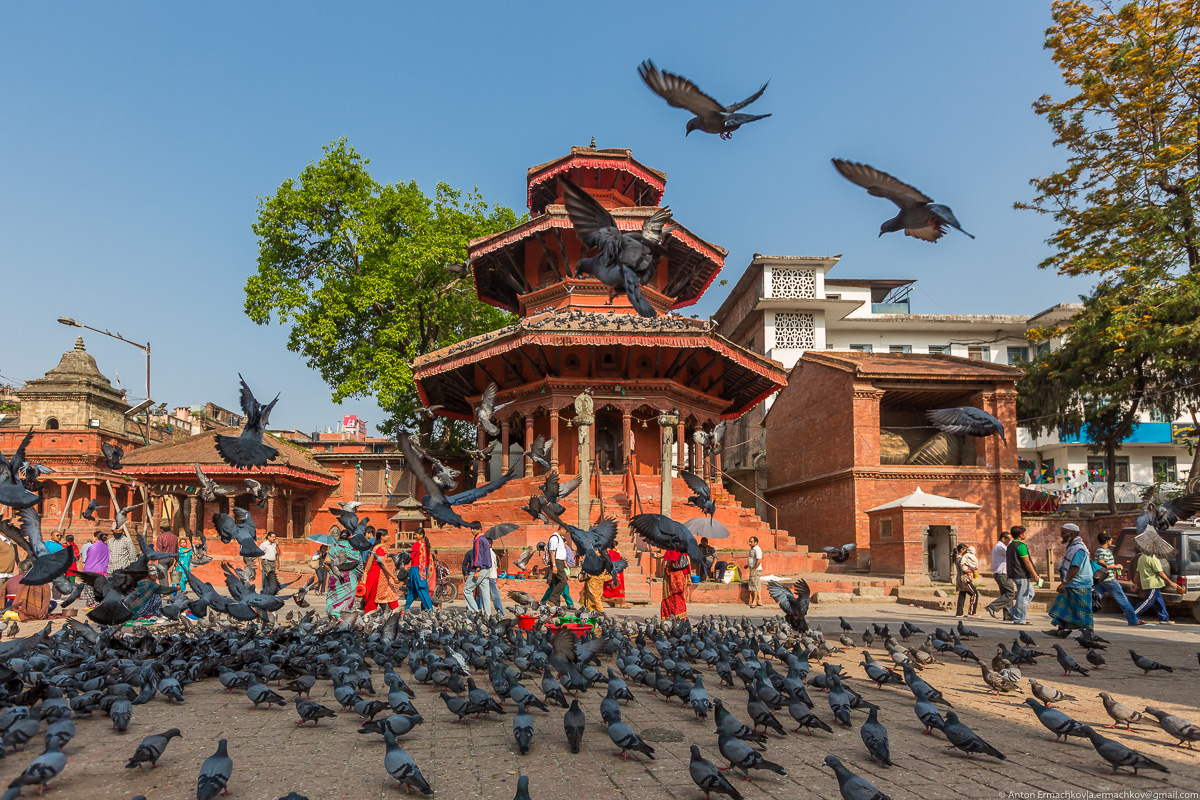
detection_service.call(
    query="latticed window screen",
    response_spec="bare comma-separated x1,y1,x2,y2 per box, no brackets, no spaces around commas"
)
770,268,816,298
361,466,383,495
774,312,816,349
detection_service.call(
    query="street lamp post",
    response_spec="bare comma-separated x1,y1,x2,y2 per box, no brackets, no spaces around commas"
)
57,317,151,404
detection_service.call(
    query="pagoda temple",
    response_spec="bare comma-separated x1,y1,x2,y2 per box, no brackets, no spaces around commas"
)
413,146,831,604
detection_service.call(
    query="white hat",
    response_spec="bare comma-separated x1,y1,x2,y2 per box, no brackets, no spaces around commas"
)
1061,523,1080,532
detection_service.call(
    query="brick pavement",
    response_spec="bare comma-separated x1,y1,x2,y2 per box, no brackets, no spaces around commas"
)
1,602,1197,800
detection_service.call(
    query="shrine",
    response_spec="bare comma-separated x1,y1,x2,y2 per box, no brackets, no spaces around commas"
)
412,145,822,603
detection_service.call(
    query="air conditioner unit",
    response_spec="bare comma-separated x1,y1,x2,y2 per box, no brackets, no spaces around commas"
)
89,419,100,428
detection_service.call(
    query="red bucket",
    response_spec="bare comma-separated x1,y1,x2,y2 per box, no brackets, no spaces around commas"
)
550,622,595,639
517,614,538,630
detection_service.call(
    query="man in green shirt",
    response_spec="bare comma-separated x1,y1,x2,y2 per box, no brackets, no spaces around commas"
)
1005,526,1041,625
1134,548,1184,623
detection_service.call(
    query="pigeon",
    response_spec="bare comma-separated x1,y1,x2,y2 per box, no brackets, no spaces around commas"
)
766,579,810,633
823,755,892,800
512,776,531,800
607,720,655,761
0,437,40,510
384,730,433,794
294,696,337,726
927,407,1005,443
564,699,585,754
1143,707,1200,749
474,382,512,438
716,731,786,781
126,729,182,769
1024,698,1088,742
245,478,268,507
713,698,768,748
512,701,534,755
80,499,103,521
43,716,75,751
246,682,285,710
787,701,832,736
680,470,716,518
912,687,946,735
558,175,664,318
693,421,727,457
1095,693,1142,730
1080,726,1169,775
7,740,67,794
1086,648,1106,668
1029,679,1075,707
1135,489,1200,534
689,745,744,800
638,59,770,139
630,513,707,576
399,431,517,529
860,705,892,766
943,712,1005,759
524,436,553,472
1128,650,1173,675
823,544,856,563
197,739,233,800
359,714,424,739
101,441,124,470
214,375,280,469
1052,644,1089,676
833,159,975,242
194,463,230,502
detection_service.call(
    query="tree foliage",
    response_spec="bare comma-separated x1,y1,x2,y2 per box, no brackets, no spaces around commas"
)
1018,0,1200,509
245,139,522,441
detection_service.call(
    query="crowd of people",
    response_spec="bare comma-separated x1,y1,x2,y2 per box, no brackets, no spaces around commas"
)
954,522,1187,630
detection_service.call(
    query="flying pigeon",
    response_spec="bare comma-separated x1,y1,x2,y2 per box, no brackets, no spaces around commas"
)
559,175,667,318
474,382,512,438
525,435,553,473
399,431,517,529
0,436,39,510
638,59,770,139
214,375,280,469
80,499,103,521
681,470,716,518
823,543,856,563
194,463,230,502
101,441,124,470
766,579,811,633
1135,488,1200,534
630,513,708,577
245,478,268,508
832,159,974,242
693,421,726,456
926,407,1006,444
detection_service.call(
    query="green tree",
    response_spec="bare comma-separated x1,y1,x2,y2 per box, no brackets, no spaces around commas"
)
245,139,522,442
1018,0,1200,510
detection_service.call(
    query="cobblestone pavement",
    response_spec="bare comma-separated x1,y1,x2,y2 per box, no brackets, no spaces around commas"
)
1,601,1198,800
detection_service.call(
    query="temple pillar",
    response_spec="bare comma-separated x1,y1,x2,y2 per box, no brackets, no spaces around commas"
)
188,495,199,534
550,409,560,471
621,410,632,473
659,412,679,514
524,415,534,476
573,393,595,528
501,419,510,473
266,493,276,535
303,498,312,538
676,420,685,471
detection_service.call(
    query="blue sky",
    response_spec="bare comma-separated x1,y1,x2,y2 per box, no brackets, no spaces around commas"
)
1,2,1084,434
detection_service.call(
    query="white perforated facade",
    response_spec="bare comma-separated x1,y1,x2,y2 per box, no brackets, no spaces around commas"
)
773,312,816,350
770,268,816,299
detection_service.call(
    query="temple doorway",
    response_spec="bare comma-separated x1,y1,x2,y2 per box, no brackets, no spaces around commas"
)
596,412,623,474
924,525,956,582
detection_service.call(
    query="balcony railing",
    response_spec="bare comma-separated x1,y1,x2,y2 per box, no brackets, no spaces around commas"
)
870,301,910,314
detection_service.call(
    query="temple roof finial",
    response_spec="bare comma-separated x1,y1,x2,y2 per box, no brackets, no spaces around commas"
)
74,337,86,352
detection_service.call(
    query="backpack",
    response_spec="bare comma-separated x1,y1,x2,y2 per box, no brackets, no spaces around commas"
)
547,535,576,568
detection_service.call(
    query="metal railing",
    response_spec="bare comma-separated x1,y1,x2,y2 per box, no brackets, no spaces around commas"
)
702,458,779,533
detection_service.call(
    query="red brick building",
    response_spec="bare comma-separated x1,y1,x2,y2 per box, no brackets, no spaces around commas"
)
764,351,1022,575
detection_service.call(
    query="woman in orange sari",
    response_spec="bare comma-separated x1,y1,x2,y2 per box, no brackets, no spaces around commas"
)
660,549,690,619
404,529,434,611
362,529,401,613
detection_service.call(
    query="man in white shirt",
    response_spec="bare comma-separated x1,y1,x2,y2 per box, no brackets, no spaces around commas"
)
543,531,574,608
747,537,764,608
261,532,278,586
985,530,1015,620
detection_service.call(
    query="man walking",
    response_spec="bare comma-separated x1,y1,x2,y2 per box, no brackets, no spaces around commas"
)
155,524,178,558
260,532,278,587
542,529,574,608
746,536,763,608
1133,538,1184,624
1049,523,1094,631
464,528,495,616
1006,526,1040,625
1093,531,1142,625
985,529,1016,620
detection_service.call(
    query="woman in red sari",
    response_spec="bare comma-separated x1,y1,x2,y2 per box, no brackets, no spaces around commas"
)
361,529,401,613
660,549,690,619
603,547,626,607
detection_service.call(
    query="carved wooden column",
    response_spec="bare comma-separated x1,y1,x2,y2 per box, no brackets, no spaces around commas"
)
621,409,632,473
573,393,595,528
303,498,312,538
549,409,560,471
676,420,685,470
266,492,276,535
285,491,294,538
187,494,199,534
501,418,511,473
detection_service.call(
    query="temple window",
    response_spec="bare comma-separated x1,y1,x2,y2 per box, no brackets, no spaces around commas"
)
45,418,59,430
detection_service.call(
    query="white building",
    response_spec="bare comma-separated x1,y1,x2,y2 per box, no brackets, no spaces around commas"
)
713,253,1192,510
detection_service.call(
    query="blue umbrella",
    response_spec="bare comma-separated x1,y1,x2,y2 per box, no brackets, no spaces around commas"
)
307,533,338,547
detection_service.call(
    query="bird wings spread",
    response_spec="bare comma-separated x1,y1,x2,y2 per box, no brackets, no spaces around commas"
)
832,159,932,208
927,407,991,436
725,80,770,112
680,470,710,499
237,374,279,428
446,462,520,505
398,432,446,505
638,59,726,116
559,176,622,258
